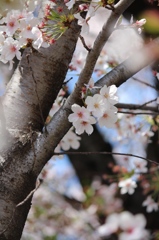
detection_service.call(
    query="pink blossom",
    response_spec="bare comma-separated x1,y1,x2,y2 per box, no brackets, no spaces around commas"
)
1,37,21,62
135,19,146,27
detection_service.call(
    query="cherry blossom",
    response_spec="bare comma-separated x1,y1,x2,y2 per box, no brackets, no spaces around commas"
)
97,211,149,240
0,4,51,69
68,104,96,135
100,84,118,105
118,178,137,195
85,94,105,117
85,78,96,89
32,26,49,49
68,104,91,123
73,117,96,135
49,100,61,117
19,17,40,40
1,37,21,60
0,37,21,69
135,19,146,27
119,211,149,240
98,106,118,128
97,213,119,237
60,128,81,150
65,0,76,10
133,159,148,173
6,16,19,36
142,195,158,212
74,13,90,35
78,3,89,12
69,50,87,72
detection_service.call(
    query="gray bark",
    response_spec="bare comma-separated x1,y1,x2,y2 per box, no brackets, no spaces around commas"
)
0,9,81,239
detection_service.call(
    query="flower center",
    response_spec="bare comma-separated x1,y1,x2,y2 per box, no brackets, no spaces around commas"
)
78,112,83,118
10,45,17,52
9,21,15,27
94,103,99,108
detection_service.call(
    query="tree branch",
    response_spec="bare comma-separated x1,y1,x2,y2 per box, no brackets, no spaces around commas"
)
116,102,158,112
28,0,136,175
94,38,159,89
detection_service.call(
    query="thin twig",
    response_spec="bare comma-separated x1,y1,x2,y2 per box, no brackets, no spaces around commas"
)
139,98,157,108
79,35,91,52
16,179,42,207
0,179,42,236
54,151,159,165
64,77,73,85
132,76,157,90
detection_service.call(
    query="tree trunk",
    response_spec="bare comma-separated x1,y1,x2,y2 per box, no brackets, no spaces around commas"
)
0,12,80,239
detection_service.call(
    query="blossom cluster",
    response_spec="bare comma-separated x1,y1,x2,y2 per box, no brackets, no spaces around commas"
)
65,0,115,36
98,211,150,239
0,8,49,69
68,81,118,135
0,0,146,71
64,0,146,37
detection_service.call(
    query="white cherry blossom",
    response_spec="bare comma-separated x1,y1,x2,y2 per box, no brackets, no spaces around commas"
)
135,19,146,27
74,13,89,35
6,16,19,36
65,0,76,10
73,117,96,135
61,129,81,150
97,211,149,240
142,195,158,213
119,211,149,240
100,85,118,105
68,104,91,123
85,94,105,118
0,37,21,69
32,26,49,49
98,106,118,128
118,178,137,195
133,159,148,173
97,213,119,237
19,17,40,40
49,100,61,117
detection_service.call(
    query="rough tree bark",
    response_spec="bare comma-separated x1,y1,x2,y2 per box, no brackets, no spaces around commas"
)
0,0,158,239
0,4,81,239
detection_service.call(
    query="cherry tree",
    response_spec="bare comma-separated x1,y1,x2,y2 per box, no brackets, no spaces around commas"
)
0,0,159,239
